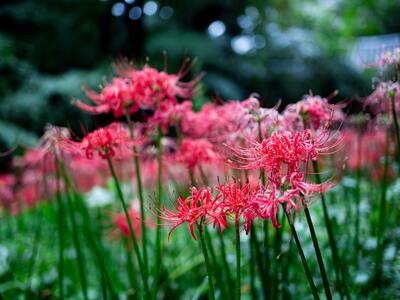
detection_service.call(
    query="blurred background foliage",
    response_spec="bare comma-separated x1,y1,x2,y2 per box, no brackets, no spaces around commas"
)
0,0,399,166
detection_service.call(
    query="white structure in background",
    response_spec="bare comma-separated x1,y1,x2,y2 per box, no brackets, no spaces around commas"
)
350,33,400,68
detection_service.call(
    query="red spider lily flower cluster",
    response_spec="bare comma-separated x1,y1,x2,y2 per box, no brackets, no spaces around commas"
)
75,64,196,118
159,187,226,240
175,138,218,170
161,129,337,239
61,122,134,159
340,128,395,182
364,81,400,115
113,206,143,239
282,95,344,131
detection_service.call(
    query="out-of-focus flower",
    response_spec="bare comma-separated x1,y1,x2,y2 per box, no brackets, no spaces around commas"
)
341,128,394,182
176,138,218,170
150,101,193,133
283,95,344,131
113,206,142,239
364,81,400,115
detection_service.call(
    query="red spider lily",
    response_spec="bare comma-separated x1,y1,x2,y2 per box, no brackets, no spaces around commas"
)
75,77,140,118
217,181,255,220
113,207,143,239
176,138,218,169
75,64,196,117
341,128,394,182
252,185,302,228
159,187,226,240
283,95,344,131
61,123,135,160
289,172,334,198
216,181,258,233
230,130,319,186
180,98,258,142
364,81,400,115
150,101,193,134
69,156,109,193
229,129,339,178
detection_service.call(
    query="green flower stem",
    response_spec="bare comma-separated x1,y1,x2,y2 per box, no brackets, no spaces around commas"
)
55,158,64,300
152,126,163,299
312,160,349,299
125,110,149,275
303,206,332,300
198,222,216,300
204,227,226,297
106,157,149,297
126,240,139,297
281,229,293,300
272,212,284,300
235,218,241,300
60,162,116,297
354,131,362,268
190,167,226,297
73,191,116,298
374,130,390,285
390,93,400,169
218,232,234,299
250,225,268,299
285,211,320,300
257,120,270,298
64,185,88,300
249,233,257,300
26,207,42,290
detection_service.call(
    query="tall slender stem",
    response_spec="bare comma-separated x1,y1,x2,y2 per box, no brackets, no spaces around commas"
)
55,158,64,300
219,233,234,299
257,120,270,298
251,225,268,299
204,227,226,297
65,187,88,300
249,232,257,300
285,212,320,300
354,131,362,268
125,110,149,275
126,240,138,298
272,212,284,300
26,207,42,290
303,206,332,300
390,93,400,168
235,218,241,300
73,191,116,298
374,130,390,286
153,126,163,298
106,157,149,297
312,160,349,299
198,222,215,300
